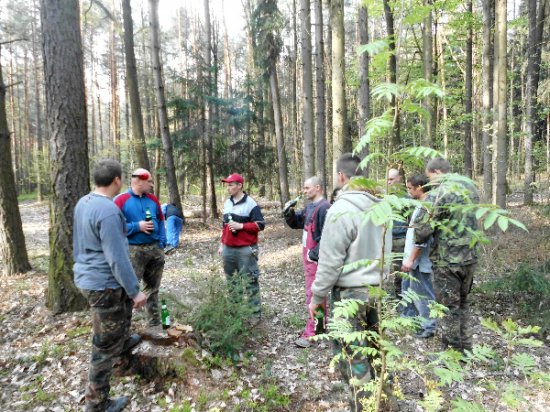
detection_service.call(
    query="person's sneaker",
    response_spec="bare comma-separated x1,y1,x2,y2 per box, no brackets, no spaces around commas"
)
105,396,129,412
294,337,312,348
121,334,142,353
164,246,176,255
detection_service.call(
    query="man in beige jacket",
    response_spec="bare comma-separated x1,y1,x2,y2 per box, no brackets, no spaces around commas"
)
309,153,392,411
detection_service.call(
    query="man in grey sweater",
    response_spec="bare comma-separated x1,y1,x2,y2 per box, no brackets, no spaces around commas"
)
309,154,392,411
74,159,147,412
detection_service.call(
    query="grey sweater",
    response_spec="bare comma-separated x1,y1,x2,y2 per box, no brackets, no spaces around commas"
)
73,192,140,298
311,190,392,304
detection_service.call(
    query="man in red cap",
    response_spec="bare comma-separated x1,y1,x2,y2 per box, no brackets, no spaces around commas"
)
218,173,265,325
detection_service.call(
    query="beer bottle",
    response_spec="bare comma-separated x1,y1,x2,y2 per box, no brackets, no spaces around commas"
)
228,215,237,236
161,299,171,329
314,306,326,335
145,207,152,222
283,195,302,216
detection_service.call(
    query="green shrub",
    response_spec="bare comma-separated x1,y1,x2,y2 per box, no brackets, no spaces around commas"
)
188,274,256,357
481,260,550,296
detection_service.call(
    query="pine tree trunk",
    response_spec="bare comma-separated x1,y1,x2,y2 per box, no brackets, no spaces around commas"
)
41,0,89,313
270,67,290,204
464,0,473,177
109,0,120,161
0,45,32,276
492,0,507,207
122,0,150,170
204,0,218,219
331,0,350,184
148,0,181,210
313,0,326,189
383,0,400,152
300,0,315,179
422,0,434,147
481,0,494,201
357,4,370,176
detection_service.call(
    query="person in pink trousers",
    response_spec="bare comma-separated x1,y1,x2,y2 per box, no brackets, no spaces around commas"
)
284,176,331,348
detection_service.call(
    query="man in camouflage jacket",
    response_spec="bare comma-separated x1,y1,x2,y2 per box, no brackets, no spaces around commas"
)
414,158,479,353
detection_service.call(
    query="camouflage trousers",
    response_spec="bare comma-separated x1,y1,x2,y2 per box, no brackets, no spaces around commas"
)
129,243,165,326
433,263,476,352
331,286,379,411
391,237,406,298
80,287,133,412
222,244,261,317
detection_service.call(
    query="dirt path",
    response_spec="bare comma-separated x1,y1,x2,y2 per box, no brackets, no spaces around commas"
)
1,201,549,411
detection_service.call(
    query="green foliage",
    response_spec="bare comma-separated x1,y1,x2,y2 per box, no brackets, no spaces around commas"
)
451,398,486,412
480,260,550,296
188,274,256,358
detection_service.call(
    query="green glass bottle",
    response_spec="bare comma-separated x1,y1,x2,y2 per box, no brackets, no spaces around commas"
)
314,306,326,335
145,207,152,222
161,299,171,329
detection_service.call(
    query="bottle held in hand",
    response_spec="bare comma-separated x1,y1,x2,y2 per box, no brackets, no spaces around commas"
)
145,207,152,222
161,299,171,329
283,195,302,216
228,215,237,236
314,306,326,335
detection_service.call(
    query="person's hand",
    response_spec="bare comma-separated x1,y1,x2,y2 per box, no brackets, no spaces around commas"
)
309,302,322,320
228,221,243,232
139,220,154,234
218,244,223,256
132,291,147,309
306,250,317,264
401,258,414,273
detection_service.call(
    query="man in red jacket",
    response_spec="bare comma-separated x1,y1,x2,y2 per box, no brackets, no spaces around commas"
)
218,173,265,325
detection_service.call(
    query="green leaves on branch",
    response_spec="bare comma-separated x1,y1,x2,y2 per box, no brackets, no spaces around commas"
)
357,39,390,57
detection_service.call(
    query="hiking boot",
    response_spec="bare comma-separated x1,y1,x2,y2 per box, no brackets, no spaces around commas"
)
105,396,129,412
121,334,142,353
294,337,312,348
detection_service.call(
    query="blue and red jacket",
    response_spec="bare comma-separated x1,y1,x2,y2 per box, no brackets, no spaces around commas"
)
114,189,166,247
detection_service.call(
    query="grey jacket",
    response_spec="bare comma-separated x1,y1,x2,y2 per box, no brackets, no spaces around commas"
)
311,190,392,304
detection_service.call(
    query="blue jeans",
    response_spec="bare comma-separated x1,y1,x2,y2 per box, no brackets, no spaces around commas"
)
165,215,184,247
410,268,436,333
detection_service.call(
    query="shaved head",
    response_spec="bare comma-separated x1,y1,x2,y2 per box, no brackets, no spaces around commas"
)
304,176,322,186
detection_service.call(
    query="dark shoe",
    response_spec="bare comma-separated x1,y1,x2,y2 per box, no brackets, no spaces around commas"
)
294,337,312,348
164,246,176,255
122,334,142,353
415,330,435,339
105,396,129,412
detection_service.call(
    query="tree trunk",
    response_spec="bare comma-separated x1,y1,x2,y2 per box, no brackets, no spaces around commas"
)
383,0,400,152
0,45,32,276
148,0,181,210
481,0,494,201
422,0,434,147
109,0,120,161
313,0,326,189
524,0,547,204
331,0,350,184
464,0,473,177
270,67,290,204
357,4,370,176
300,0,315,179
204,0,218,219
32,0,46,201
41,0,89,313
122,0,150,170
492,0,507,207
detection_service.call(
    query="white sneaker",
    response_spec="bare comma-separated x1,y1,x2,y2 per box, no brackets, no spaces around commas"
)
294,337,312,348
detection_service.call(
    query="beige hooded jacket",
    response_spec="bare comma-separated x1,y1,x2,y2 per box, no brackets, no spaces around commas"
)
311,190,392,304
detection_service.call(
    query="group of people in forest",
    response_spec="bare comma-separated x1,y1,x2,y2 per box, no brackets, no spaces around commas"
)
73,153,479,411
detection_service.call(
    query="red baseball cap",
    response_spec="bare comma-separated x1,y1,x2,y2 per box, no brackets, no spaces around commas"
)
221,173,244,184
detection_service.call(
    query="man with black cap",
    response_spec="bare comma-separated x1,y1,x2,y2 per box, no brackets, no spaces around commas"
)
218,173,266,325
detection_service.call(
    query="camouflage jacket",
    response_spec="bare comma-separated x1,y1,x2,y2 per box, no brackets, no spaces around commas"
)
414,174,479,267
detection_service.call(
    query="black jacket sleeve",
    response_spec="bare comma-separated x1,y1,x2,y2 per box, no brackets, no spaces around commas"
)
307,202,330,262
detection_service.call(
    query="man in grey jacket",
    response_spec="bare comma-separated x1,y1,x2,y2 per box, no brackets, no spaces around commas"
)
74,159,147,412
309,153,392,411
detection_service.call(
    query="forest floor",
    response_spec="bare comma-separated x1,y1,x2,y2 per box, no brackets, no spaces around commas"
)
1,197,549,411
